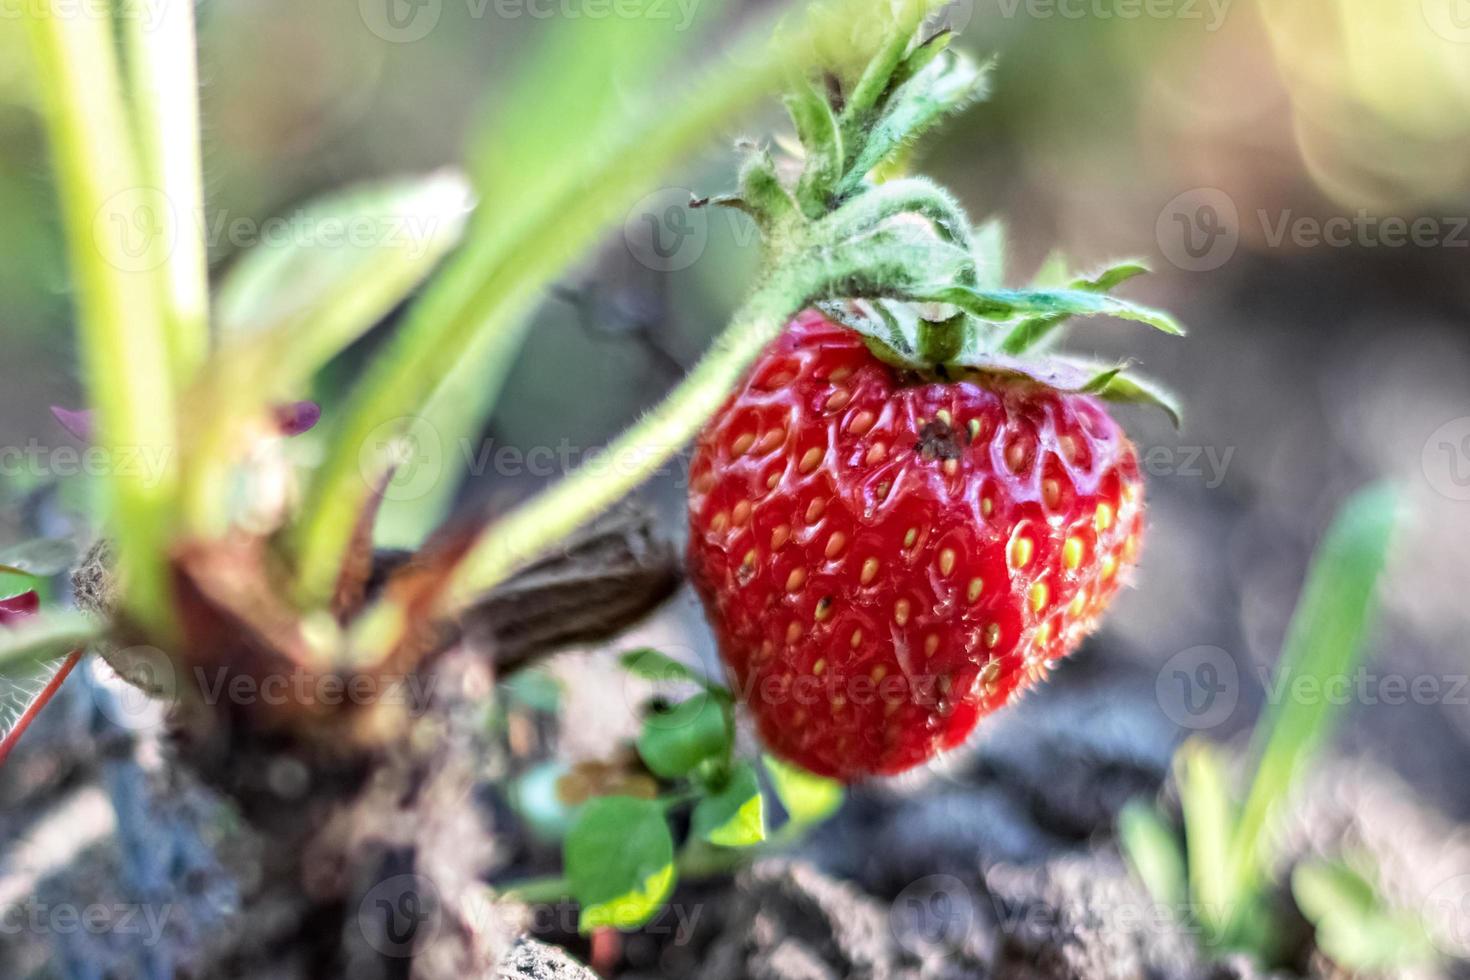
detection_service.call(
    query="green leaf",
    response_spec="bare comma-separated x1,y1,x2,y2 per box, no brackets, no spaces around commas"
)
924,285,1186,337
0,610,97,678
0,538,78,577
1118,799,1188,911
762,754,844,826
692,762,766,848
619,648,707,688
1231,484,1399,896
1176,739,1237,943
564,796,675,932
838,49,992,195
636,696,731,779
1087,368,1184,430
1000,260,1154,354
1292,860,1438,972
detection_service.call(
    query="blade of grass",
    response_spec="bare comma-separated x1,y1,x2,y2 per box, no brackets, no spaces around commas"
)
1228,483,1399,900
292,0,948,606
120,0,210,388
25,3,180,639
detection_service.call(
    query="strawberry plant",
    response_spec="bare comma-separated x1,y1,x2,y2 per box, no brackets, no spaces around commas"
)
1119,484,1437,973
1,0,1188,969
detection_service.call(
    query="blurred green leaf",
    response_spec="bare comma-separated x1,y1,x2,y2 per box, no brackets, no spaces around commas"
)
636,696,730,779
1118,799,1188,911
215,171,471,347
762,754,844,826
188,172,472,532
564,796,675,932
692,762,766,848
1292,859,1438,972
1231,484,1399,896
0,610,96,678
0,538,77,577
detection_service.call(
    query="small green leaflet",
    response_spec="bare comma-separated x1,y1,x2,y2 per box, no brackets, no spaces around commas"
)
564,796,675,932
762,754,844,825
692,762,766,848
636,697,731,779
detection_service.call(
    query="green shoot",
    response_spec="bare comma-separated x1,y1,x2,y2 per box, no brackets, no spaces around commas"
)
23,4,181,639
1121,483,1412,968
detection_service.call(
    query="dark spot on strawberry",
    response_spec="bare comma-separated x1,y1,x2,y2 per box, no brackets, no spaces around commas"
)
914,419,961,461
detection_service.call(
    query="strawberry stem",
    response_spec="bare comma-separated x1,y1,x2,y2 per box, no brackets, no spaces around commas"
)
0,649,82,767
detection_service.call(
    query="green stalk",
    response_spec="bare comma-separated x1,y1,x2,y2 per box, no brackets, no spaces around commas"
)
120,0,210,388
25,3,180,639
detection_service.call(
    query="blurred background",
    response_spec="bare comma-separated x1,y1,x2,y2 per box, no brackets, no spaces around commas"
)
1,0,1469,971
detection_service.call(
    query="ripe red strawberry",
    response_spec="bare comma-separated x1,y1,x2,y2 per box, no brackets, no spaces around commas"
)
687,310,1144,781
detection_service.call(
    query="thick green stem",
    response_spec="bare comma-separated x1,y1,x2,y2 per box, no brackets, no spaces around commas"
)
121,0,210,389
25,3,179,640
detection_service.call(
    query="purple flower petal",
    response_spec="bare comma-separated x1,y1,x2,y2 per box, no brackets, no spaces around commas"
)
0,591,39,627
50,407,93,442
273,401,321,437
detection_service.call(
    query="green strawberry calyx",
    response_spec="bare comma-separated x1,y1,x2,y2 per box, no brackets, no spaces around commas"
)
708,17,1185,425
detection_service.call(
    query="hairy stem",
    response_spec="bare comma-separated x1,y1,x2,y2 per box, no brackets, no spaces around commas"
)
0,650,83,767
